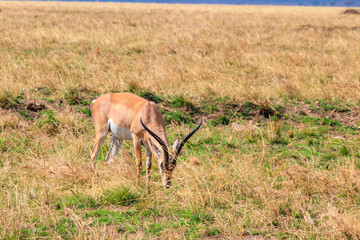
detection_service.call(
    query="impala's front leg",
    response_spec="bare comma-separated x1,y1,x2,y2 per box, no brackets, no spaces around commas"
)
105,135,122,164
145,148,152,193
133,137,142,184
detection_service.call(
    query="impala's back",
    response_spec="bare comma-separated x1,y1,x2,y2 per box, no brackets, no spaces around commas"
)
91,93,147,130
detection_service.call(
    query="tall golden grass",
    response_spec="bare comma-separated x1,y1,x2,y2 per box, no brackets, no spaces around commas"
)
1,2,359,101
1,1,360,239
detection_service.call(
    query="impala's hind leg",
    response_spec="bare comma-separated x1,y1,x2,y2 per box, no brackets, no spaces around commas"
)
133,136,142,185
105,135,123,164
91,123,109,169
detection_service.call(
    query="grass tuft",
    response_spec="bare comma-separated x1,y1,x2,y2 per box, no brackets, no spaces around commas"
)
36,110,59,134
103,186,140,206
0,88,9,108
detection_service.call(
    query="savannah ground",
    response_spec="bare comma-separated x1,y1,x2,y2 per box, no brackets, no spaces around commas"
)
1,1,360,239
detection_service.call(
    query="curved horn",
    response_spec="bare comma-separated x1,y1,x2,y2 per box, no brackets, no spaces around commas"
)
140,118,169,163
175,119,202,158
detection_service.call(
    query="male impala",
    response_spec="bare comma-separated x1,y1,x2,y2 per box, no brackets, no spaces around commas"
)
90,93,202,189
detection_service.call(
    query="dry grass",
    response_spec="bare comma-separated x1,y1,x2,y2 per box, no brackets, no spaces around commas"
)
1,2,360,101
1,1,360,239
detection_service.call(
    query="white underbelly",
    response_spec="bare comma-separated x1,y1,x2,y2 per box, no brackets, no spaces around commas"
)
108,118,133,140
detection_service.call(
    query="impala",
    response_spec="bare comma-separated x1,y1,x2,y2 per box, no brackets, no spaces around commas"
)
90,93,202,189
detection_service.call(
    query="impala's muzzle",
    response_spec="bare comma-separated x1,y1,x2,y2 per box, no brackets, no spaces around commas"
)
163,161,175,189
161,172,172,188
165,178,172,189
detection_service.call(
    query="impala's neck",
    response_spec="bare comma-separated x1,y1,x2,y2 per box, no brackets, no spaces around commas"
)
140,101,170,152
145,131,170,156
147,127,169,146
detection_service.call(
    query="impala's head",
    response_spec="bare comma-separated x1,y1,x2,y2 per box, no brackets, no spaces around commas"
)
140,118,202,189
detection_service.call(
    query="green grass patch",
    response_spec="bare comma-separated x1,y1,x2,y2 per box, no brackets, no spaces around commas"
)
64,87,83,105
127,84,163,103
164,111,195,125
209,115,230,126
200,102,219,114
302,116,342,127
55,194,100,209
169,95,199,113
56,217,76,239
80,108,91,117
19,109,33,120
75,106,92,117
102,186,140,206
318,100,351,113
239,101,255,119
85,209,142,234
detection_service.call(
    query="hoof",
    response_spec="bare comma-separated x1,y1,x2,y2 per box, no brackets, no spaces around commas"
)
105,160,113,165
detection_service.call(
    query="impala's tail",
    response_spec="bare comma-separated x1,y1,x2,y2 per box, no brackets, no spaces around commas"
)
90,99,96,122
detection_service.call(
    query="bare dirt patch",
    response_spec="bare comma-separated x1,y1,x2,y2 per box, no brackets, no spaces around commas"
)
26,101,46,112
1,99,87,121
1,98,360,129
284,101,360,127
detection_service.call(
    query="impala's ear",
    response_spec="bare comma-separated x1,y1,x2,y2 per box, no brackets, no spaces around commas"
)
149,138,162,158
172,138,180,152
